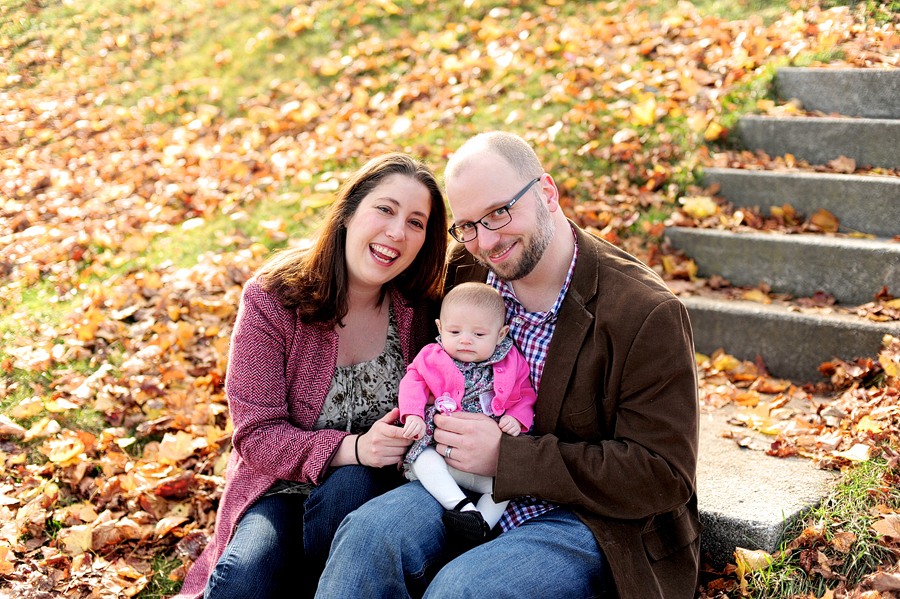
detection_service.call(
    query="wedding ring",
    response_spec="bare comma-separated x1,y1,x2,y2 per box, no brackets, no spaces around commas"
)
445,446,452,459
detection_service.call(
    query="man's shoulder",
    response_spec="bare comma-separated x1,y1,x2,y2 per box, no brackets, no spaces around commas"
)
445,243,486,288
574,226,674,305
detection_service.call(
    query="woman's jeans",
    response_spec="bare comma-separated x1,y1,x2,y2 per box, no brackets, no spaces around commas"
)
315,481,608,599
203,465,402,599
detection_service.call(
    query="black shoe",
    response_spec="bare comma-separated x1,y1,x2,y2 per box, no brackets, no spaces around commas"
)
442,499,492,549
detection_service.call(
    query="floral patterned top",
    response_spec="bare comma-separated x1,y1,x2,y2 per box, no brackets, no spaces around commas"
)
266,306,405,496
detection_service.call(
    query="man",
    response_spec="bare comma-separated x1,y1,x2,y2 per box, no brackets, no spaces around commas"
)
316,132,701,599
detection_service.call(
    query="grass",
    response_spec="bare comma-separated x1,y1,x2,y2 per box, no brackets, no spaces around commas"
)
9,0,890,595
139,554,184,599
743,456,900,598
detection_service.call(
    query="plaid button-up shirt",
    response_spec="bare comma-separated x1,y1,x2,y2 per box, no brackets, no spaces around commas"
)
488,227,578,531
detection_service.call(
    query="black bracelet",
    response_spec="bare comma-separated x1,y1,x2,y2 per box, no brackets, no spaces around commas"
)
354,434,362,465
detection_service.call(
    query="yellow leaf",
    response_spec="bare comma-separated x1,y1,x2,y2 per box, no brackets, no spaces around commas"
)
11,396,43,419
704,121,724,141
58,524,93,555
158,431,196,464
810,209,839,232
44,435,85,463
834,443,871,462
743,289,772,305
46,398,79,413
735,547,773,593
155,515,189,538
630,98,657,126
679,196,719,218
122,235,149,253
854,416,883,434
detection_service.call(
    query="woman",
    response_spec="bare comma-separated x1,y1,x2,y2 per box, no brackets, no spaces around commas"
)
173,153,448,599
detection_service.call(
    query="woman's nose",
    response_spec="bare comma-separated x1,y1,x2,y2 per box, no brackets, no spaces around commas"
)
385,220,405,241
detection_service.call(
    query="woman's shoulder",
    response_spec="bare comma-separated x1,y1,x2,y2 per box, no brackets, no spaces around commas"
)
239,277,301,325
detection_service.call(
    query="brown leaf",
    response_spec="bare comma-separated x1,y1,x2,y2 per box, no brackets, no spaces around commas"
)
872,514,900,539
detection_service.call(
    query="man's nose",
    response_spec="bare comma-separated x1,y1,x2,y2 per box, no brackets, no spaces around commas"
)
476,227,501,251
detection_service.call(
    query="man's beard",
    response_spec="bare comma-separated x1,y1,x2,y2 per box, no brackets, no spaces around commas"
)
476,203,554,281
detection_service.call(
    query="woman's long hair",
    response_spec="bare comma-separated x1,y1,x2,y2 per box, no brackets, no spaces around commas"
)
257,153,447,326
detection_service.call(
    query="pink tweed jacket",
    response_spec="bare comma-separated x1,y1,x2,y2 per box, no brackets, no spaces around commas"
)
173,279,432,599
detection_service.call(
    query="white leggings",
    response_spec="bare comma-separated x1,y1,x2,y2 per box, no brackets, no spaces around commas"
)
407,446,509,528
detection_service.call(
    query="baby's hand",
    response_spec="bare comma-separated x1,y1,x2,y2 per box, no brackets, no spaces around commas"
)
403,415,426,440
498,415,523,437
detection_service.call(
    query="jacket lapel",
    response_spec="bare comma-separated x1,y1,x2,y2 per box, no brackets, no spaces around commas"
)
533,227,598,434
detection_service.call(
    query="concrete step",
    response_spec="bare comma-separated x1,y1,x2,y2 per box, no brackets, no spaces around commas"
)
738,115,900,169
697,400,836,568
680,295,900,382
664,227,900,306
702,168,900,238
776,67,900,119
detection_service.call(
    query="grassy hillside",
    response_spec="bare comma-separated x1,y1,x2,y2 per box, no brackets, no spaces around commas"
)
2,1,899,597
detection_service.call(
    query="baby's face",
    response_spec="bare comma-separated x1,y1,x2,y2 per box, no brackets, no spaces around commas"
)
437,303,508,363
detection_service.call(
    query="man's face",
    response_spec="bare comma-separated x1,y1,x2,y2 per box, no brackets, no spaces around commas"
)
447,156,555,281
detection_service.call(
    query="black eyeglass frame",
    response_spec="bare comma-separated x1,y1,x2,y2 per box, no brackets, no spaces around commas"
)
448,177,541,243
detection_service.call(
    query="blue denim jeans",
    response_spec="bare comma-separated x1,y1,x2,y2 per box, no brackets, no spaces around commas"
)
204,465,403,599
315,481,608,599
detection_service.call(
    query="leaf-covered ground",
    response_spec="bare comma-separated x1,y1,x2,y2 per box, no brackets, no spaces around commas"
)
1,0,899,597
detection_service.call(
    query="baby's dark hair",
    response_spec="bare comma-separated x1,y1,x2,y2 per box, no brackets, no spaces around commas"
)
440,282,506,326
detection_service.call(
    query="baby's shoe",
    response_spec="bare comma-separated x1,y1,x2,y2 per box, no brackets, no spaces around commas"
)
442,499,492,549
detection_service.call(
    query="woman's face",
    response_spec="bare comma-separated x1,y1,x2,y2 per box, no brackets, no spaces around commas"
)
344,174,432,296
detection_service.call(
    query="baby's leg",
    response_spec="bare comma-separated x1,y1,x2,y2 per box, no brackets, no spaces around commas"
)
475,493,509,530
408,447,473,511
447,467,509,528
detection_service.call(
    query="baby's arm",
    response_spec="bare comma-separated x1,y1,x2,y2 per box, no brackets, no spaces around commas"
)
498,415,524,437
403,415,427,440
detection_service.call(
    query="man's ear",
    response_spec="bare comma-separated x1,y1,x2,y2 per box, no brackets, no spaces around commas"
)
539,174,561,213
497,325,509,343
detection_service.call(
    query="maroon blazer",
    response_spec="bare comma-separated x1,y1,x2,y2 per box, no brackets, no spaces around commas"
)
446,224,702,599
173,280,432,599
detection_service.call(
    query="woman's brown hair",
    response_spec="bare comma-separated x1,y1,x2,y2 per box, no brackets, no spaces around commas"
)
256,153,447,326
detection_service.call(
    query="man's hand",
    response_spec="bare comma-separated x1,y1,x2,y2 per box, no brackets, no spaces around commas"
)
433,411,502,477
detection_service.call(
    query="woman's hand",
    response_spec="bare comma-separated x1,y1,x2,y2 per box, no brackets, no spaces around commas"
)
355,408,413,467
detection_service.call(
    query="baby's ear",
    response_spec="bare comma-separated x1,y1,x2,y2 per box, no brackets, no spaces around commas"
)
435,319,442,335
497,325,509,342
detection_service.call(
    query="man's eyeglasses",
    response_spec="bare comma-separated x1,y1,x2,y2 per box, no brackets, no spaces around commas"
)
448,177,541,243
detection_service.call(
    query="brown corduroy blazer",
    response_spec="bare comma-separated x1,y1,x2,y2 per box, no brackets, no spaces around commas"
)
445,224,702,599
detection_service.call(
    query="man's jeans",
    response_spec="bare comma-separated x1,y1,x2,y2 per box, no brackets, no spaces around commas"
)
315,481,608,599
203,465,401,599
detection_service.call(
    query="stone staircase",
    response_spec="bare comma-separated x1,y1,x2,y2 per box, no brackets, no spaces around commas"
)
666,67,900,383
666,67,900,568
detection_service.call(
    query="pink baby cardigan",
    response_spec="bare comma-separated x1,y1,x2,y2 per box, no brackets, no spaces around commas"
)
398,342,537,432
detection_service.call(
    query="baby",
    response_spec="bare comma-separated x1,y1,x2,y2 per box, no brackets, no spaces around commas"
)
399,282,537,546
